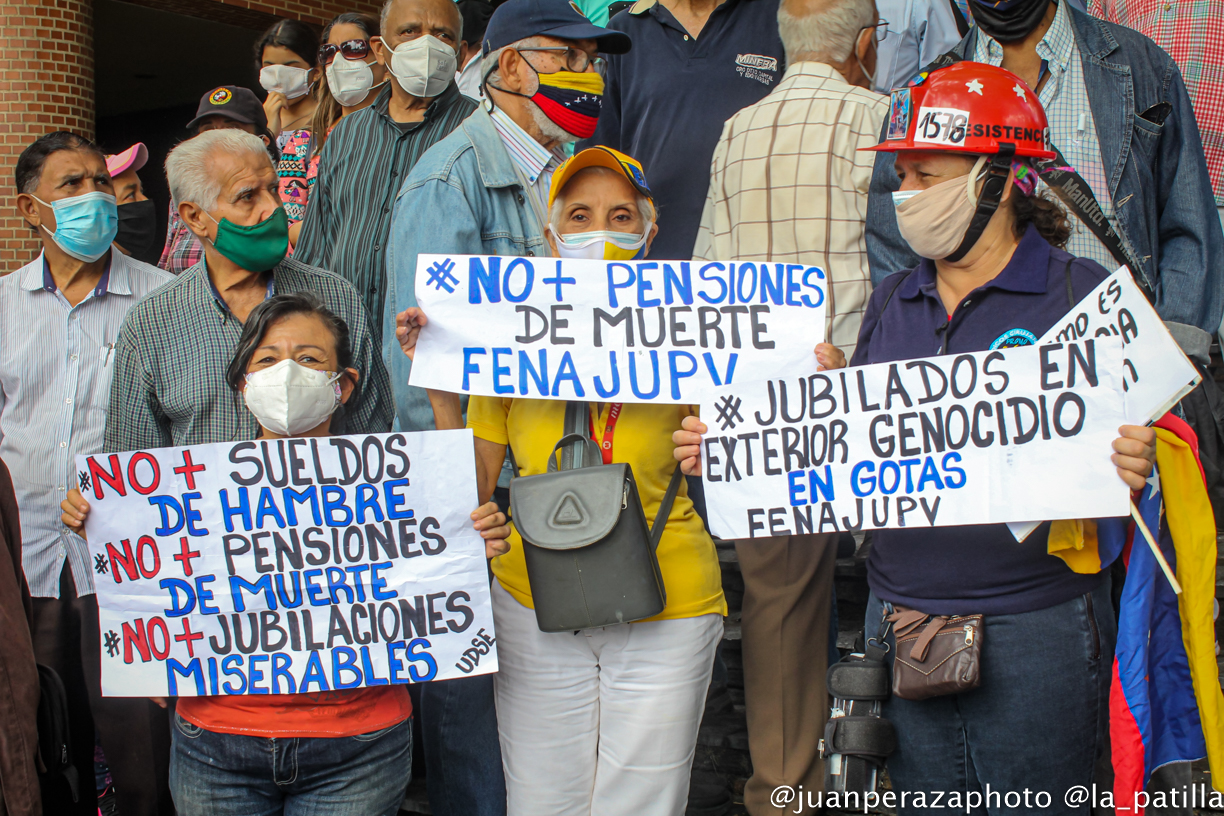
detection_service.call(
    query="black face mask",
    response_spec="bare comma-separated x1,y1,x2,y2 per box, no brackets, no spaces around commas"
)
969,0,1052,43
114,199,162,265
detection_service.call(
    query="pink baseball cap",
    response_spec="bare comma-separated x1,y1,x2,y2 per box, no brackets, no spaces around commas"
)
106,143,148,177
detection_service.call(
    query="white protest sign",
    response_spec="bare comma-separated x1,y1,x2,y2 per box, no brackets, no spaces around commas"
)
1007,266,1199,540
700,340,1128,540
77,430,496,697
410,254,828,403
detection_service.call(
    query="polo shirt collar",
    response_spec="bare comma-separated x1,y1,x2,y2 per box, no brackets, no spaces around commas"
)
30,251,116,297
899,223,1053,301
784,61,847,85
193,260,276,316
488,107,564,185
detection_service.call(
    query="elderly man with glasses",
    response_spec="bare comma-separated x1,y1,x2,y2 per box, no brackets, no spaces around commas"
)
382,0,629,813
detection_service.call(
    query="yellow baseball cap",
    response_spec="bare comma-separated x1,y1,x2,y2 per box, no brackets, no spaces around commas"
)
548,146,653,211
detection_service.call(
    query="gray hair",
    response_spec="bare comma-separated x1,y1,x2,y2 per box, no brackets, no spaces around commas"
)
548,166,657,227
165,128,271,211
380,0,463,46
481,36,541,89
778,0,875,65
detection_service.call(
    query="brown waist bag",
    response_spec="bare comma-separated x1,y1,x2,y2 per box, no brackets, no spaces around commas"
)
887,606,983,701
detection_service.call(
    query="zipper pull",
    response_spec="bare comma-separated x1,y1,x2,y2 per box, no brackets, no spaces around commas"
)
622,482,629,509
964,624,975,646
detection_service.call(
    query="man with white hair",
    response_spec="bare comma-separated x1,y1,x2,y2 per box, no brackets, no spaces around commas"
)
690,0,888,811
383,1,630,813
105,128,392,454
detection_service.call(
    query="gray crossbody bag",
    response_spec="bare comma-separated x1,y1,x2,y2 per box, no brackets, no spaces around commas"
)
510,401,679,632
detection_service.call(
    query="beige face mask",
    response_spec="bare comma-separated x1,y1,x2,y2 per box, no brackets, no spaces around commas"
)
894,156,989,260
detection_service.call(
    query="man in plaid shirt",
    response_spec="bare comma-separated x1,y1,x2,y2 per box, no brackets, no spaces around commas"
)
107,128,392,454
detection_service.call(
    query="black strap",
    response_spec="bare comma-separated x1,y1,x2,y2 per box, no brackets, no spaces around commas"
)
947,0,971,37
944,143,1016,262
878,269,913,317
1062,255,1074,308
650,463,684,549
1035,147,1153,301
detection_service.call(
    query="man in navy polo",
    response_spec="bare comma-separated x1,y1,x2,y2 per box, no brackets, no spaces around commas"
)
584,0,785,259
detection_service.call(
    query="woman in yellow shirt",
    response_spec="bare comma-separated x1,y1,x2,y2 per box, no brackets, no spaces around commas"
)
395,148,726,816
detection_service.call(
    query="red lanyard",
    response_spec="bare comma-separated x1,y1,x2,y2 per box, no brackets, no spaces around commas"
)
588,403,623,465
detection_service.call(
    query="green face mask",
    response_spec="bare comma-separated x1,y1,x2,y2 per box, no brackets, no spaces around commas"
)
205,207,289,272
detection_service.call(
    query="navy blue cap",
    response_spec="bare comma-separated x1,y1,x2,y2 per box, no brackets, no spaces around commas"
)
482,0,632,56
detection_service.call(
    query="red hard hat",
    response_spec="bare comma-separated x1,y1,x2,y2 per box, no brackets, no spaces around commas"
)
864,61,1057,160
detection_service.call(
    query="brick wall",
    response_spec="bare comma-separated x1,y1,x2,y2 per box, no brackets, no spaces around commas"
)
0,0,95,268
0,0,382,270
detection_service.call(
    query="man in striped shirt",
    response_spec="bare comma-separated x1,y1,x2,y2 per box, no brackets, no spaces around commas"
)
1,132,174,816
294,0,477,343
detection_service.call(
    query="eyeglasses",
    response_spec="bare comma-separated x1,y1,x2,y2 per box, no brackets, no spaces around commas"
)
515,46,607,77
863,20,891,42
317,39,371,66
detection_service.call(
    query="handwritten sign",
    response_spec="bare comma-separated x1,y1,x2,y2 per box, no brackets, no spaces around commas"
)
1007,267,1199,541
410,254,828,403
77,430,496,697
701,340,1129,540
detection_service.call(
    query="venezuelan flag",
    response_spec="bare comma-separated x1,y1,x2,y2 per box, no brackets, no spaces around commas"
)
1097,414,1223,815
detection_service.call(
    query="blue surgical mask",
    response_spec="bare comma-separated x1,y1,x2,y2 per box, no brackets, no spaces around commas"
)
32,191,118,262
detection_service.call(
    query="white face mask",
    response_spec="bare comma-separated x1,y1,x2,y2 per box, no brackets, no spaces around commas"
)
259,65,312,100
550,224,652,261
327,55,381,107
387,35,457,98
243,359,343,436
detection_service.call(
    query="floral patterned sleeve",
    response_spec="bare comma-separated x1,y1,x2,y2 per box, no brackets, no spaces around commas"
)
276,129,314,225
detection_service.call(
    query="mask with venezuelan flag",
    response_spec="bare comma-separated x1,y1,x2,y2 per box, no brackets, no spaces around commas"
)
532,70,605,139
551,224,652,260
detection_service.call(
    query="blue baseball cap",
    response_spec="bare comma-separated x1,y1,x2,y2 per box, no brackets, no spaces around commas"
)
482,0,632,56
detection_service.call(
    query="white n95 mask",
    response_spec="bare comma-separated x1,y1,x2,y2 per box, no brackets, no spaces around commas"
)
387,35,457,98
327,56,380,107
550,225,651,261
243,360,343,436
259,65,312,100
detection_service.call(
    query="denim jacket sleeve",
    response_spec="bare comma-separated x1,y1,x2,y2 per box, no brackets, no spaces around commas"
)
1141,60,1224,335
383,171,485,433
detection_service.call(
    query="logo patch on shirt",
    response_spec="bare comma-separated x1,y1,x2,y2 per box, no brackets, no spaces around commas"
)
735,53,778,85
990,328,1037,349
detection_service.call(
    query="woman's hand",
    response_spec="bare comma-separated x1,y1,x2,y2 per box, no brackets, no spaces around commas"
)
61,488,89,540
472,501,511,559
396,308,429,361
263,92,288,137
149,697,168,709
815,343,847,371
673,415,707,477
1112,425,1157,491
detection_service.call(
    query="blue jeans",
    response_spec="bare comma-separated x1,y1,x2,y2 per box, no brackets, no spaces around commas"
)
865,580,1115,816
418,674,506,816
170,713,411,816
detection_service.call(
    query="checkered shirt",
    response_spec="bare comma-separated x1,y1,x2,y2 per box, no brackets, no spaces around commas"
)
975,0,1119,269
1090,0,1224,204
693,61,889,361
157,205,204,275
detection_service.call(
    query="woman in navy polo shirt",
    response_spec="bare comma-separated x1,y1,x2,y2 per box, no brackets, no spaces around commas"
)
848,63,1156,812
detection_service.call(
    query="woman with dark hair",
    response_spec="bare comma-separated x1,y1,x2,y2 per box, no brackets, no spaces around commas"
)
311,13,386,148
257,19,320,242
676,62,1158,815
62,292,510,816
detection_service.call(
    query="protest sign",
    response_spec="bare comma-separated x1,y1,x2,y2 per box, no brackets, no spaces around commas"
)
700,340,1128,540
409,254,827,403
1007,267,1199,541
77,430,496,697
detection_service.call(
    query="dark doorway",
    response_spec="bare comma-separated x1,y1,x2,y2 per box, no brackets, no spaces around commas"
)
93,0,272,244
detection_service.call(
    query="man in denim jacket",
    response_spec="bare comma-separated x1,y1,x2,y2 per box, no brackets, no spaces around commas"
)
381,1,631,813
865,0,1224,358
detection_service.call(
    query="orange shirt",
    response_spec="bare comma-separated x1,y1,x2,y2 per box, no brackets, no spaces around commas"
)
177,687,412,739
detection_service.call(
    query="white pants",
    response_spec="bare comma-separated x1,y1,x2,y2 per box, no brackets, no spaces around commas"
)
491,581,723,816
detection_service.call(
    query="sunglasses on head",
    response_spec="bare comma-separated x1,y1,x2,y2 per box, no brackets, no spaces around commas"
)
318,39,371,65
